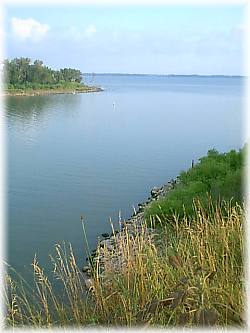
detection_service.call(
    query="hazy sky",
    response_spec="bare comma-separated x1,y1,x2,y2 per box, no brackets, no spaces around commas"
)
4,4,245,75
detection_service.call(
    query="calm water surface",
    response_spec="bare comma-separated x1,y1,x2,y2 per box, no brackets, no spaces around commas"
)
6,75,244,279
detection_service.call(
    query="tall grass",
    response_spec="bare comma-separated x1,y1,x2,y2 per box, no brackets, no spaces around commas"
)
3,200,245,328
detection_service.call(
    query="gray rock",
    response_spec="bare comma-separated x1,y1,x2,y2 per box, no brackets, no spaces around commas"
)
151,186,164,198
100,239,114,251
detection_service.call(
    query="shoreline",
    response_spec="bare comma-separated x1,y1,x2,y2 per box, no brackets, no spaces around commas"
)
2,86,103,97
82,177,179,287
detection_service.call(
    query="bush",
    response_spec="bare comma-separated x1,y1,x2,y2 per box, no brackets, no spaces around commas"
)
145,146,246,223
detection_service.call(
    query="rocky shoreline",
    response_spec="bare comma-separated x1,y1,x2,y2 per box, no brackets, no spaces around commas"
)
2,86,103,97
82,177,179,291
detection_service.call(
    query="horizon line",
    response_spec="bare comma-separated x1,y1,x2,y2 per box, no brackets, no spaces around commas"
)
82,72,244,77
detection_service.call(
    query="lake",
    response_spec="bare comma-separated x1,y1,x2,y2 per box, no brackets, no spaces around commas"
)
6,74,244,280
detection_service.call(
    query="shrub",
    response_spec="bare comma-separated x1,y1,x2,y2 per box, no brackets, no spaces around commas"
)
145,146,246,223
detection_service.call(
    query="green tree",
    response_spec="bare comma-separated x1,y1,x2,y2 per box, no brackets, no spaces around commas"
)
4,58,83,87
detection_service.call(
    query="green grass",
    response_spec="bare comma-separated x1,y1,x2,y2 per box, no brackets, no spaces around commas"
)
5,82,97,94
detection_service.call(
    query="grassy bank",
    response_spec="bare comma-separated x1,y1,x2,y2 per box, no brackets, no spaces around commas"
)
145,147,246,224
4,147,246,328
4,82,102,96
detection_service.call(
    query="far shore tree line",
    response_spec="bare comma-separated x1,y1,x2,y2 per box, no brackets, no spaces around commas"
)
3,58,83,90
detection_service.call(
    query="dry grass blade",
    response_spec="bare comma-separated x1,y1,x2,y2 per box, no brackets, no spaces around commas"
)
204,270,216,283
168,255,182,268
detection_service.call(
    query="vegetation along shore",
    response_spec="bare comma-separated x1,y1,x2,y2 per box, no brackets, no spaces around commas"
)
5,146,246,328
2,58,103,96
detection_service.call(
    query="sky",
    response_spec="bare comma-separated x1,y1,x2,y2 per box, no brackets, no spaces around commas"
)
2,4,245,75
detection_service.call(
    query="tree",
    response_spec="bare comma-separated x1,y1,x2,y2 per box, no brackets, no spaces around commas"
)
3,58,83,87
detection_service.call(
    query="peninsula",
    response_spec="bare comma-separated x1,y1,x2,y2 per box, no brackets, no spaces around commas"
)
2,58,102,96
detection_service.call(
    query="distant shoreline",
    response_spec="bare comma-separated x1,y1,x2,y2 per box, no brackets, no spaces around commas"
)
2,86,103,97
83,73,244,78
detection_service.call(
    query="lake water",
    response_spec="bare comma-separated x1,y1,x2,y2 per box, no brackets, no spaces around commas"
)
6,75,244,279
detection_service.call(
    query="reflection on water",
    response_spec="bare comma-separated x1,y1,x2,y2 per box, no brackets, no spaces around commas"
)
6,94,85,146
6,94,81,123
6,75,244,281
